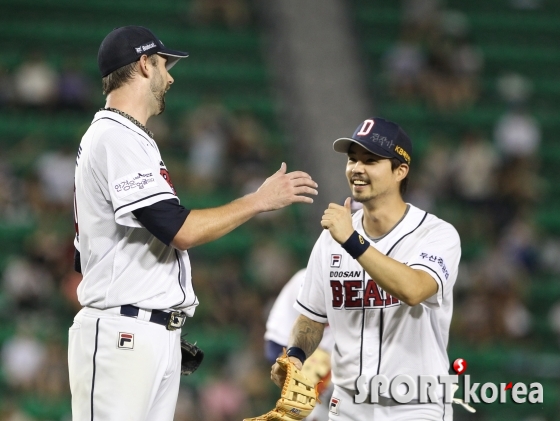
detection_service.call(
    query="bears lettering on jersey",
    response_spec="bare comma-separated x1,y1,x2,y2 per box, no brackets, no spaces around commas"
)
330,278,400,309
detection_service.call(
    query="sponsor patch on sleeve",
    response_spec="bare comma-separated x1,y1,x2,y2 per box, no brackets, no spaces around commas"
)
112,169,157,199
419,252,450,280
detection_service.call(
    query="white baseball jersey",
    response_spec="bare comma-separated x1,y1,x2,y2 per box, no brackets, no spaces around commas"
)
265,268,333,352
74,109,198,314
295,204,460,397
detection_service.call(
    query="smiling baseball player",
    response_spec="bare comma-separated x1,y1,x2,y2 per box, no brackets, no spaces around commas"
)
269,118,461,420
69,26,318,421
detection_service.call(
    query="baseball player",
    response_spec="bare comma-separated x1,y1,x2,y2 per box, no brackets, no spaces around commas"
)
270,118,461,420
69,26,318,421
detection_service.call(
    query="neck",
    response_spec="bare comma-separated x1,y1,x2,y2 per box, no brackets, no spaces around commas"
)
360,194,408,238
105,85,152,125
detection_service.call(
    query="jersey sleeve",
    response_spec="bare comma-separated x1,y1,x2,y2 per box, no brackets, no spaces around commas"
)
265,269,307,346
95,128,177,228
408,223,461,308
294,233,329,323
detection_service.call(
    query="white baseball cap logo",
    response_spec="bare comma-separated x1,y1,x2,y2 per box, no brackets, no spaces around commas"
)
356,119,375,136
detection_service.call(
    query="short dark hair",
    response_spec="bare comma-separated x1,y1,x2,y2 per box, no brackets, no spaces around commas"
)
390,158,408,195
102,54,158,95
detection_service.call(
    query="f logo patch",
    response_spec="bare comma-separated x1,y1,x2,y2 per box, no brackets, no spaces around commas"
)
331,254,342,267
118,332,134,350
329,397,340,415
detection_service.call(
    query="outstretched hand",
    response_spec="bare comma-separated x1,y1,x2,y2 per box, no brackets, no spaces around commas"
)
255,163,318,212
321,197,355,244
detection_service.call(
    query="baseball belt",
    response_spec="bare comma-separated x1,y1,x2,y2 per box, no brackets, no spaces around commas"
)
120,304,186,331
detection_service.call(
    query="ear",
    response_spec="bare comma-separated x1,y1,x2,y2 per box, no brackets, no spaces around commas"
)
137,55,151,78
395,163,409,182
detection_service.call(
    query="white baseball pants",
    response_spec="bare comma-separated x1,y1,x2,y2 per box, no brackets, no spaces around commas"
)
328,385,453,421
68,307,182,421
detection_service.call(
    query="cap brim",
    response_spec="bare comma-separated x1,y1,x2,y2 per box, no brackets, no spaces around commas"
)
333,137,393,159
159,48,189,71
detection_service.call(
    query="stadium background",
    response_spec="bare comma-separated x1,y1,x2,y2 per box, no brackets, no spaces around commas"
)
0,0,559,420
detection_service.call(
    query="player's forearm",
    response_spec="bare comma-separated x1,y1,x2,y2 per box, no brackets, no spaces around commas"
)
171,193,262,250
288,315,325,359
357,247,437,306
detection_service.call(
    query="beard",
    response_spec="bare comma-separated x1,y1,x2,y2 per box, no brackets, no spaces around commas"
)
349,178,375,203
150,68,167,115
352,191,375,203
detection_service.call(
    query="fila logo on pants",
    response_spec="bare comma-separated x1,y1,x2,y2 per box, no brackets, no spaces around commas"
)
118,332,134,350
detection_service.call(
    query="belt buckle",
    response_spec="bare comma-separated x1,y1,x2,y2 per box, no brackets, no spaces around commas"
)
167,311,186,331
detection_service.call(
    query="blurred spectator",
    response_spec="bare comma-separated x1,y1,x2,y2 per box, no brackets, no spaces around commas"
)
449,131,498,203
183,101,233,192
228,111,269,191
497,73,533,106
497,156,541,218
34,340,69,399
540,239,560,275
422,35,482,110
146,115,171,145
248,239,296,293
13,52,58,108
174,387,200,421
449,34,484,105
498,215,539,273
57,59,91,111
35,149,75,210
494,106,541,158
0,160,29,222
401,0,441,34
406,135,452,211
226,344,272,416
200,374,249,421
0,404,36,421
382,29,427,101
1,326,46,391
2,255,54,309
455,221,534,345
189,0,251,29
502,294,532,338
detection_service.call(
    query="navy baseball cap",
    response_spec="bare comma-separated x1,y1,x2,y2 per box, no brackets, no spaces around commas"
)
333,117,412,165
98,26,189,77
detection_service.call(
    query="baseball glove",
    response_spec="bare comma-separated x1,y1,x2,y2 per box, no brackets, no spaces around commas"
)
180,338,204,376
243,351,318,421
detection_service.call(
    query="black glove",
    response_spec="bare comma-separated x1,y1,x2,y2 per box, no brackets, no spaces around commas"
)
180,337,204,375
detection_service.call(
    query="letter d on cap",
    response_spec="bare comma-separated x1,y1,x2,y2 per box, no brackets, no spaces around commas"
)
357,119,374,136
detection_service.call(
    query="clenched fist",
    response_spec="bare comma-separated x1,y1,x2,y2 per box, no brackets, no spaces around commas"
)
321,197,354,244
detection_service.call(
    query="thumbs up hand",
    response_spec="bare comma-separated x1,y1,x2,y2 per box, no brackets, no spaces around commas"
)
321,197,355,244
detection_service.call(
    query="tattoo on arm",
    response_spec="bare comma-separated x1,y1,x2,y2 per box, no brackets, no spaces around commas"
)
288,315,325,358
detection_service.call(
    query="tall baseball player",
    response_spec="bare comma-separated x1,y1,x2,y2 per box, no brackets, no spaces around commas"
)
69,26,318,421
270,117,461,420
